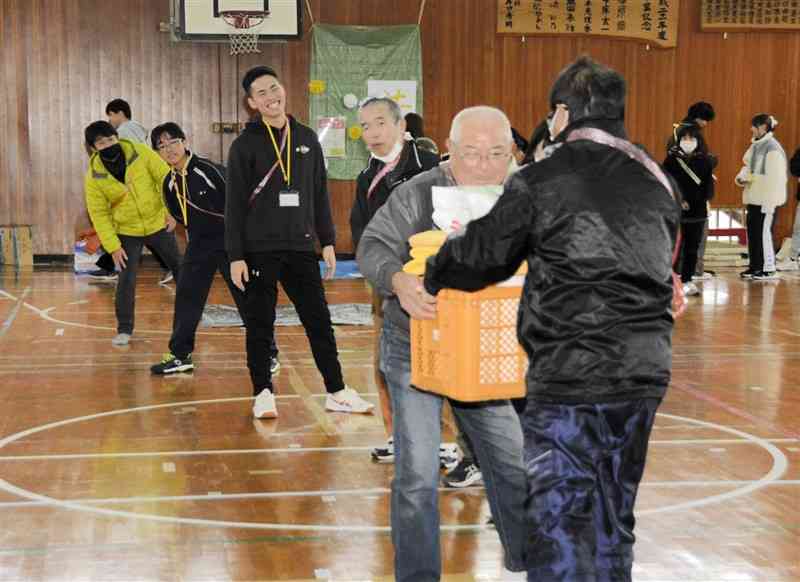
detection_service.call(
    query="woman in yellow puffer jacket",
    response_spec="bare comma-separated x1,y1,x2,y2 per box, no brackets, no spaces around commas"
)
84,120,182,345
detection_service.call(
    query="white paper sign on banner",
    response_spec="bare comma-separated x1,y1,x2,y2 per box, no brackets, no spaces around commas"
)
316,116,346,158
366,80,418,114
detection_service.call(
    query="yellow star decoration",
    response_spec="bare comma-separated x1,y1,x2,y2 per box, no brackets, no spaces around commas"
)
348,125,363,140
387,89,408,103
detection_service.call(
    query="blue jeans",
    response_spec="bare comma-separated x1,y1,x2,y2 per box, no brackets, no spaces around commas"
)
522,398,661,582
380,320,528,582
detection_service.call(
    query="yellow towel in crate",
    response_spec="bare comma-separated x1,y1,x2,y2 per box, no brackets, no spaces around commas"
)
402,258,427,275
409,229,447,249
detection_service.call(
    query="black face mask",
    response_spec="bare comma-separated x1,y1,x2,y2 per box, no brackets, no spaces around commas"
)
98,143,123,162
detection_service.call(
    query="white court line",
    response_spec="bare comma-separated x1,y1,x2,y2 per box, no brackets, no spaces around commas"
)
0,446,376,462
0,480,798,509
638,413,788,516
0,401,789,531
0,437,793,463
0,287,30,339
1,289,372,338
649,438,798,445
0,362,374,373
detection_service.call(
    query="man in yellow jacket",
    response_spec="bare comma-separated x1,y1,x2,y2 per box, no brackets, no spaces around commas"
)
84,120,181,346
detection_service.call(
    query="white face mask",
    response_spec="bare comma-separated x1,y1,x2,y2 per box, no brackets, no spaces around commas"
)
547,106,568,140
373,140,403,164
680,139,698,155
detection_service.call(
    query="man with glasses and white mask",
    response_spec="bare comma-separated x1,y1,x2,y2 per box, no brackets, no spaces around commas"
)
357,106,528,582
148,122,279,375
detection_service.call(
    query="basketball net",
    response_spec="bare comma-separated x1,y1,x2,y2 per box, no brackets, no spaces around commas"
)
222,12,266,55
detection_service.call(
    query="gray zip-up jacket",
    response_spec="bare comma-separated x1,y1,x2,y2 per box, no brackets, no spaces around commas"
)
117,120,149,144
356,164,454,335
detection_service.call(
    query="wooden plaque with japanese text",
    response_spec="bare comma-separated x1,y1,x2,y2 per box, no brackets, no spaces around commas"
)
701,0,800,31
497,0,680,48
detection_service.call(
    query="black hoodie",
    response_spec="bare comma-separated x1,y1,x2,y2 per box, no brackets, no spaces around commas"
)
350,139,439,248
225,115,335,261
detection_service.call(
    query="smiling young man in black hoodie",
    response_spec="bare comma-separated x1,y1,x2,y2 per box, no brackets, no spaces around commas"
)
226,65,374,419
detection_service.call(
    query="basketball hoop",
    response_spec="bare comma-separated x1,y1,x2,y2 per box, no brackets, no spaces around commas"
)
220,11,268,55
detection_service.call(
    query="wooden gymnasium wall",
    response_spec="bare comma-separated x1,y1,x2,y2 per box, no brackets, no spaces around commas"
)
1,0,799,255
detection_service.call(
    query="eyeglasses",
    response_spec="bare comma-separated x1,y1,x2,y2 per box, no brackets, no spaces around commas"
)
455,149,511,167
156,138,184,151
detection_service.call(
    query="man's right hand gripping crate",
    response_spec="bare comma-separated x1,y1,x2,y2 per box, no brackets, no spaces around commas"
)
411,284,528,402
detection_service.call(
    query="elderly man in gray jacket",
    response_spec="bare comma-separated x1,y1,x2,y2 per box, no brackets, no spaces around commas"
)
357,106,528,582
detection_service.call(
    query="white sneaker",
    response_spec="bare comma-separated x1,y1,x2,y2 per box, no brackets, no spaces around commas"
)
776,258,798,271
692,271,714,281
439,442,460,471
682,282,701,296
111,333,131,346
159,272,174,285
325,386,375,414
253,389,278,419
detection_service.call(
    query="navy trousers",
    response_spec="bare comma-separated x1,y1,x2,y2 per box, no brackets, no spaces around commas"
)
522,398,661,582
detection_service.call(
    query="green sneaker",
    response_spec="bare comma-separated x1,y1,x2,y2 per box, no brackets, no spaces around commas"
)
150,353,194,375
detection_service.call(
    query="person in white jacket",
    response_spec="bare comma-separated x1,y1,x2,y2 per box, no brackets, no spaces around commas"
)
735,114,787,279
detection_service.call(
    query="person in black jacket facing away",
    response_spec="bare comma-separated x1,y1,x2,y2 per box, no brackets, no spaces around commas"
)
663,122,714,297
226,65,374,420
148,123,279,375
424,57,681,581
350,97,438,462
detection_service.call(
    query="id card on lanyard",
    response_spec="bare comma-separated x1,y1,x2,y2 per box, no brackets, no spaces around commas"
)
266,121,300,207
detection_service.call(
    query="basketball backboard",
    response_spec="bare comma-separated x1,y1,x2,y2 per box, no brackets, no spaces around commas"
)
173,0,302,42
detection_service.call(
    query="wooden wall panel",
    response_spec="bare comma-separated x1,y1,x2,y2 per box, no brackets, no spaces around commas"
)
2,0,800,254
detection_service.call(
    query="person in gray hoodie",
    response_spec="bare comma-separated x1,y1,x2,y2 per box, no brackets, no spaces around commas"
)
735,113,788,280
104,98,177,284
106,99,149,143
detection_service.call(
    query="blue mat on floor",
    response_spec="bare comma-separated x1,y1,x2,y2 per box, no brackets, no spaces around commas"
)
320,259,362,279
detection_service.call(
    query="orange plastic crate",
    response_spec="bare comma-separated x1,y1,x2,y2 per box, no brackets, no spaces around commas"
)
410,285,528,402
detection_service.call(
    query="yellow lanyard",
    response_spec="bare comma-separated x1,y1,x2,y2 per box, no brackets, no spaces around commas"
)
172,153,193,226
265,120,291,187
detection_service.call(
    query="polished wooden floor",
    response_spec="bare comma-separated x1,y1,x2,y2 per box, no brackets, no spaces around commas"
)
0,265,798,582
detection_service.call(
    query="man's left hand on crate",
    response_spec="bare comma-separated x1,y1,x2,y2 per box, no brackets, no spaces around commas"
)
392,272,437,320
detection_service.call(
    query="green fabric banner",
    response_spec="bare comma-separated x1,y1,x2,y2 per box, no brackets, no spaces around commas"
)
309,24,423,180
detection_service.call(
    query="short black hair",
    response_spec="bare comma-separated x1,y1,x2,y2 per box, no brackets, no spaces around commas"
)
549,56,626,122
84,120,118,148
674,122,702,141
105,98,132,120
511,127,529,152
242,65,278,95
522,119,550,164
752,113,777,131
687,101,715,122
150,122,186,150
404,112,424,139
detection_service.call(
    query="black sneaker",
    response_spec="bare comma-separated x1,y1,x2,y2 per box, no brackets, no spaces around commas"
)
442,460,483,488
370,438,394,463
740,269,755,279
752,271,778,280
270,356,281,375
151,353,194,375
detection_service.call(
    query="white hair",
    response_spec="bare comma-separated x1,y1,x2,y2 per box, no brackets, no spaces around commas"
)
448,106,513,144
